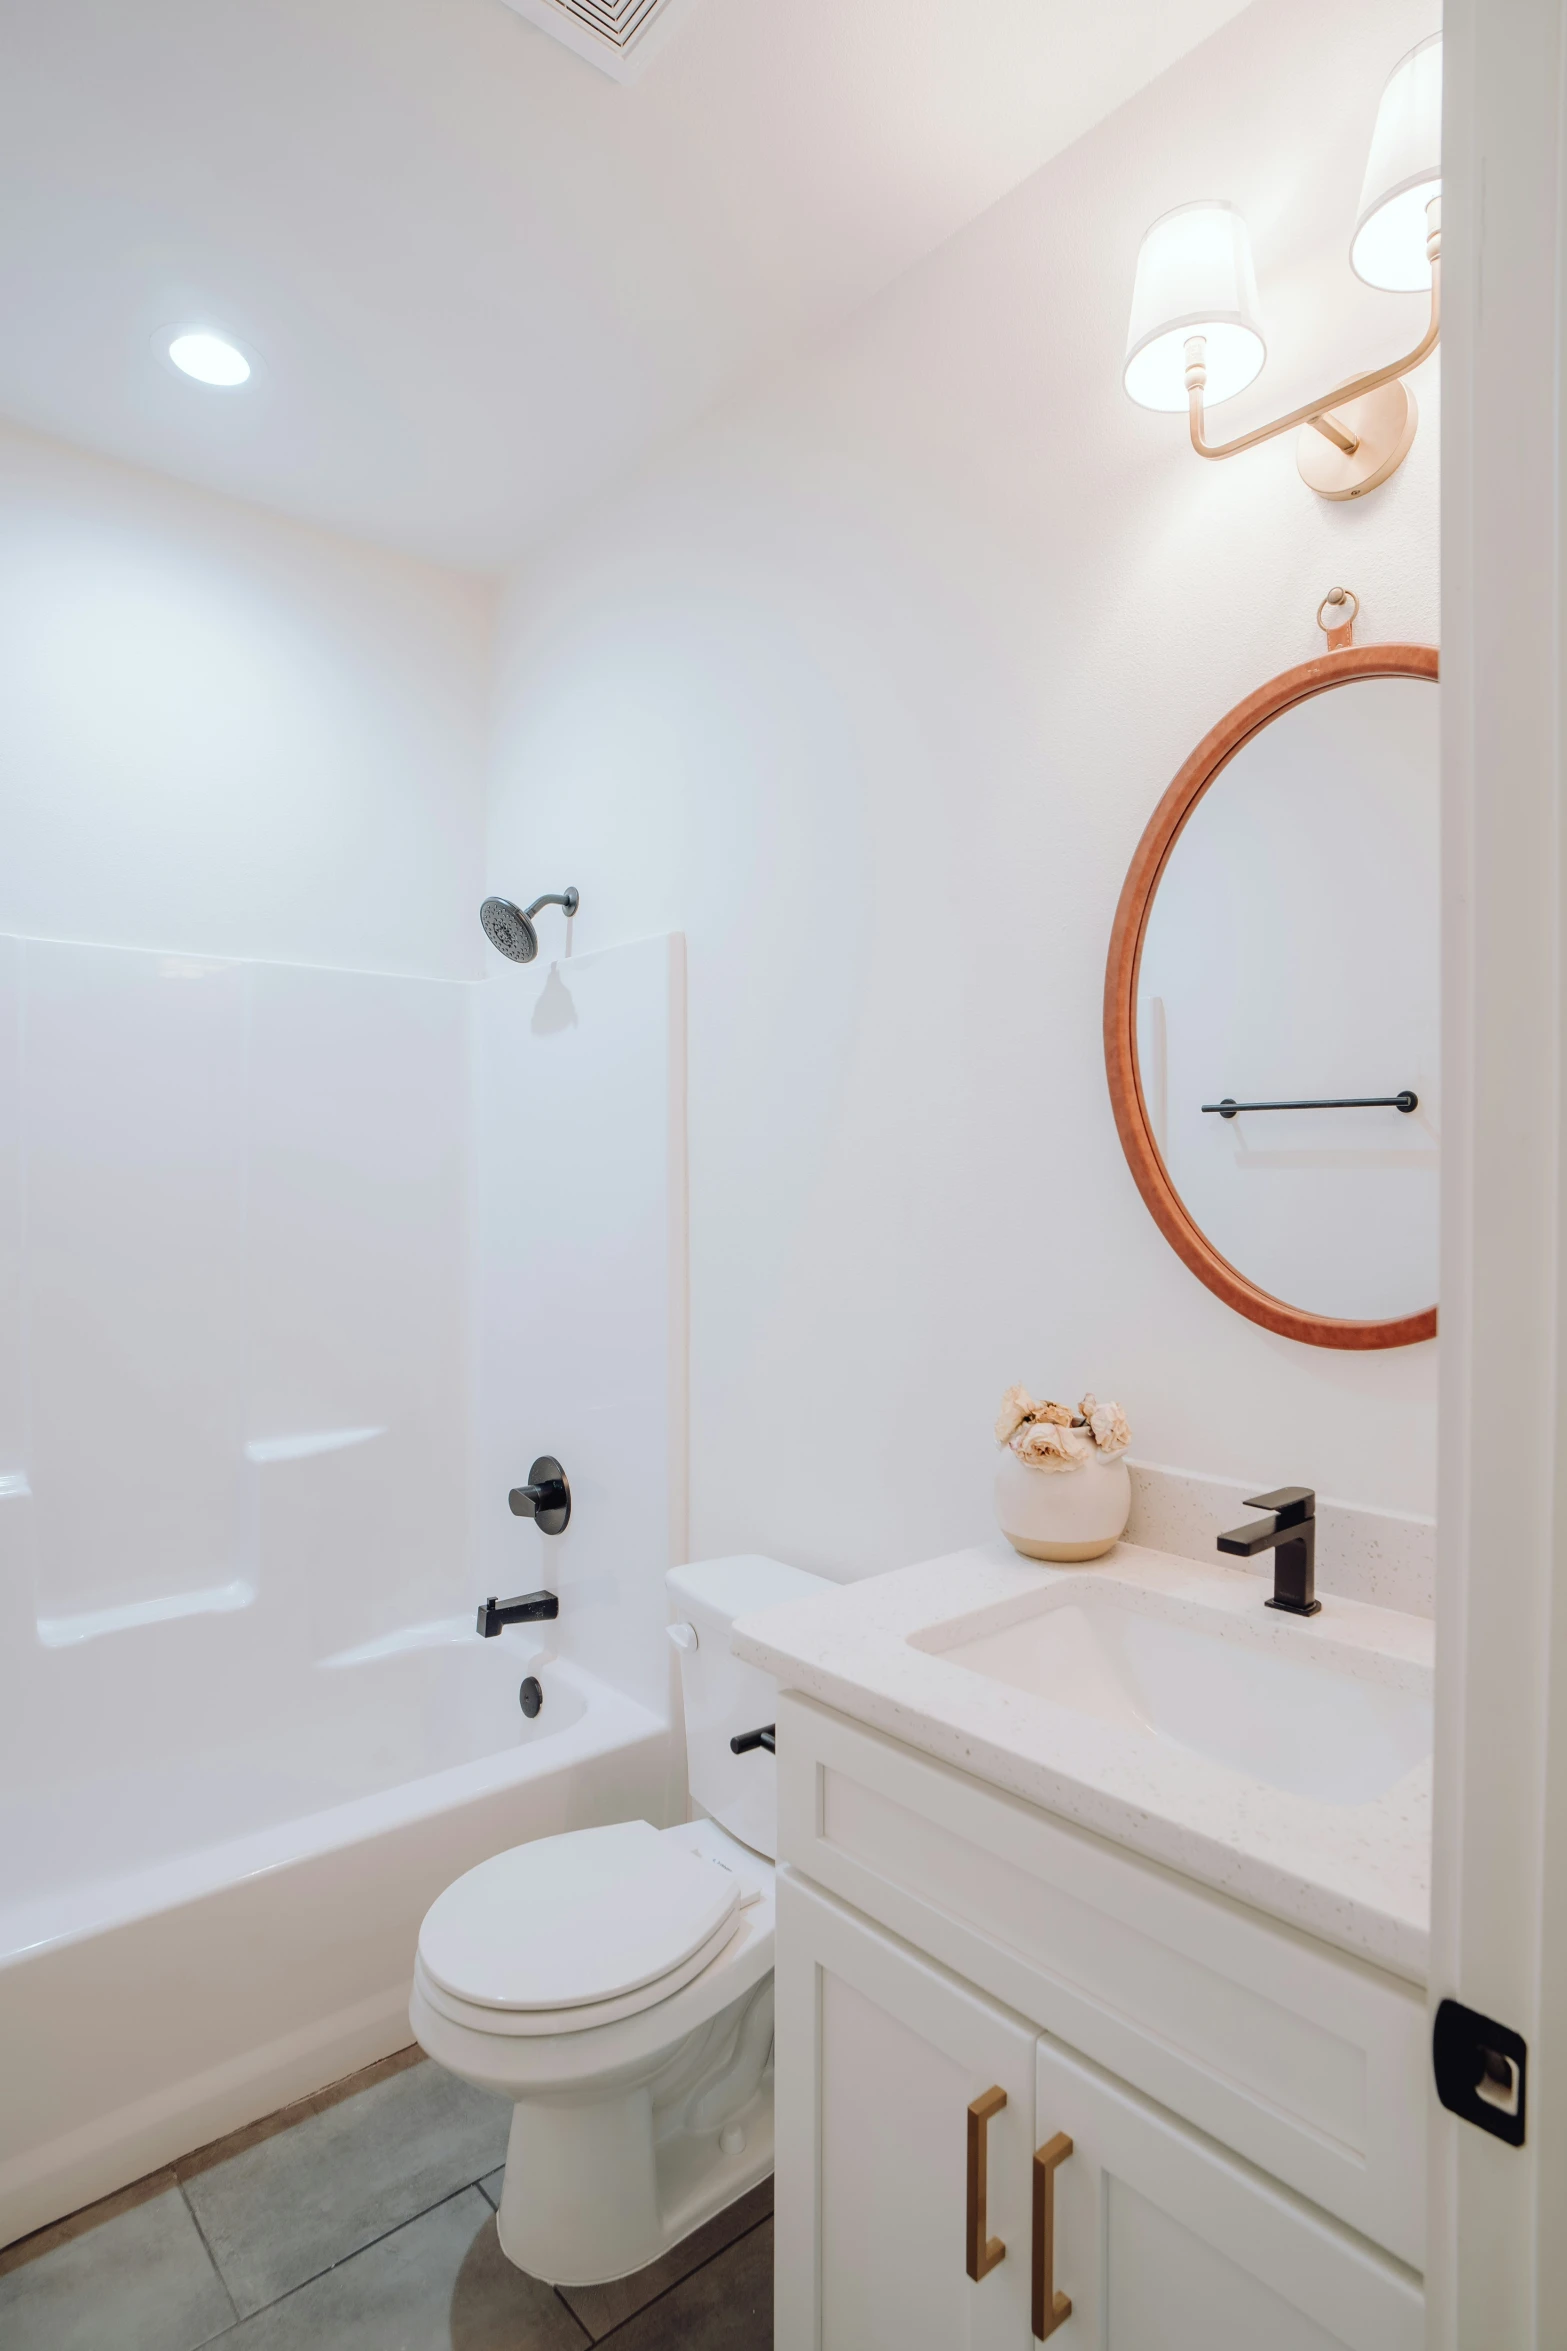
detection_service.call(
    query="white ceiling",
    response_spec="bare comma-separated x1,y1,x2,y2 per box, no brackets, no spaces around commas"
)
0,0,1251,571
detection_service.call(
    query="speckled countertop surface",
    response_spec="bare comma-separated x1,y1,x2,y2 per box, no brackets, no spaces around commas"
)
733,1538,1433,1984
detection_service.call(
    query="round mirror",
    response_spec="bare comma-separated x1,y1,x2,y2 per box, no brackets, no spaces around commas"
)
1104,645,1438,1349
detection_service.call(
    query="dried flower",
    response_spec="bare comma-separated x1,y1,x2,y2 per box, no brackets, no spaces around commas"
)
1012,1418,1092,1472
997,1385,1126,1465
1081,1394,1131,1455
994,1384,1036,1444
995,1384,1081,1444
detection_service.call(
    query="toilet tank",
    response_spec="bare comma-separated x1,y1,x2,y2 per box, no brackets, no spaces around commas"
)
666,1555,833,1861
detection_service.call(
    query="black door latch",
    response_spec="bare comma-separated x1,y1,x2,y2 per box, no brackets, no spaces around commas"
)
1433,1998,1527,2146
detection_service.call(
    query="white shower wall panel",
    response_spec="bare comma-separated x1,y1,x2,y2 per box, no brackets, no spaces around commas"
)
245,963,472,1668
474,931,687,1719
22,942,250,1634
0,942,474,1819
0,929,685,1845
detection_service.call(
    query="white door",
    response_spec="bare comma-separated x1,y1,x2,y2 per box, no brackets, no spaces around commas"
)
1436,3,1567,2343
1033,2034,1423,2351
775,1870,1036,2351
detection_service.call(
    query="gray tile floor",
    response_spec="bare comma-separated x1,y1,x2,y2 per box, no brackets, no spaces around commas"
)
0,2048,773,2351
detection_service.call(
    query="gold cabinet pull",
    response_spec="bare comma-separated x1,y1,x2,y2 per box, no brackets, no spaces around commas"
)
965,2086,1008,2280
1031,2132,1074,2339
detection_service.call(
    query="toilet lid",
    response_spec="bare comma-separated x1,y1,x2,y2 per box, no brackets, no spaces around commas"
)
418,1820,741,2012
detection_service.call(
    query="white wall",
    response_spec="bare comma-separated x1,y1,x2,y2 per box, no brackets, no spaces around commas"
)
0,422,494,977
487,0,1443,1579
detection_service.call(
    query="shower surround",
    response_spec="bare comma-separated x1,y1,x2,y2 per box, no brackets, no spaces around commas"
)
0,929,687,2246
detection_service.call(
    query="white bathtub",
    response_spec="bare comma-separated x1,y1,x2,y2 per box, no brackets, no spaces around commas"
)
0,1628,672,2249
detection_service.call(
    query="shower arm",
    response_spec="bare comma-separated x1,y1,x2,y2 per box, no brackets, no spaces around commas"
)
523,889,579,920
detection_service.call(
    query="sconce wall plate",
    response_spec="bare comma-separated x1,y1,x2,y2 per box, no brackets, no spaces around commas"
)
1295,381,1418,500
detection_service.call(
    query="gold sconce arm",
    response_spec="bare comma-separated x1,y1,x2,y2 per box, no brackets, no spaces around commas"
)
1129,63,1442,503
1186,259,1440,464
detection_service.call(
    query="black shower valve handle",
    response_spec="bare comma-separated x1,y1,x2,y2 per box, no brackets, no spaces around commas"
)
507,1456,571,1535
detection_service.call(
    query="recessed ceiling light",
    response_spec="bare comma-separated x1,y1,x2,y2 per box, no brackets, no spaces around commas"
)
167,330,252,388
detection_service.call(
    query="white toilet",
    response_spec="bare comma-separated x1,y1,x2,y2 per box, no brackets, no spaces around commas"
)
409,1554,828,2287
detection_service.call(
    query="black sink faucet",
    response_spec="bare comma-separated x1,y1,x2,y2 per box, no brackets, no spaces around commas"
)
1216,1487,1321,1616
476,1590,560,1638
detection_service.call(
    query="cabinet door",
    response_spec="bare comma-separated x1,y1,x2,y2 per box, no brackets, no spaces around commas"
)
1034,2035,1423,2351
776,1869,1036,2351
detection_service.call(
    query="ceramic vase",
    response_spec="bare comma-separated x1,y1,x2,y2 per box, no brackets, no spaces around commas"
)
993,1444,1131,1562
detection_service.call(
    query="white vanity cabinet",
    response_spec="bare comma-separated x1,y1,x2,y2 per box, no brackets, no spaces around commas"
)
773,1693,1427,2350
775,1869,1039,2348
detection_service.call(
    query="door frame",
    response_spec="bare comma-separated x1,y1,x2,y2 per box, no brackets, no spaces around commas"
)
1432,1,1567,2340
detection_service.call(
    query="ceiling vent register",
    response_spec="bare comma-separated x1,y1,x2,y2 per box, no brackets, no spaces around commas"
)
499,0,700,84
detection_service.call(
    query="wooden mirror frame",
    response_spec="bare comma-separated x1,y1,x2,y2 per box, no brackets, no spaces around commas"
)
1103,643,1439,1351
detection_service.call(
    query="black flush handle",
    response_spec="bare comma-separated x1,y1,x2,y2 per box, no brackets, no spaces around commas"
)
1433,1998,1527,2146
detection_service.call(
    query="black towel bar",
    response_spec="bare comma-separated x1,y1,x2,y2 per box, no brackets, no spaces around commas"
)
1202,1091,1418,1118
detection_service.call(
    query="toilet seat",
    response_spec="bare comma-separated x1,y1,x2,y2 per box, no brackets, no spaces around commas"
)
413,1906,743,2037
417,1819,741,2028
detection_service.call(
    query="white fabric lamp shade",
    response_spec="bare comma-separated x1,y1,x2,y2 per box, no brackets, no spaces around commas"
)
1351,32,1442,291
1123,201,1266,412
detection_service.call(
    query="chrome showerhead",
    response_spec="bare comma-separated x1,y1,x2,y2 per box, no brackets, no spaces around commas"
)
480,897,538,963
480,888,579,964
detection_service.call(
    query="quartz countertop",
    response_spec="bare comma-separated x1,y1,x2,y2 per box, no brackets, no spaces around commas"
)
732,1538,1433,1983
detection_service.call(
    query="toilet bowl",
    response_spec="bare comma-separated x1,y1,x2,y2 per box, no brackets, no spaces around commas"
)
409,1554,828,2288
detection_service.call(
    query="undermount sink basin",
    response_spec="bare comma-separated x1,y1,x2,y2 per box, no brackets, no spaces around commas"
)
915,1587,1432,1807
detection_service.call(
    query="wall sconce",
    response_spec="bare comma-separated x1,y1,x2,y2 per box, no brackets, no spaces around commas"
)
1123,32,1441,500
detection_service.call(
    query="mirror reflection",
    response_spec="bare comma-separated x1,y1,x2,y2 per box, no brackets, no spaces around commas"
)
1136,674,1438,1324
